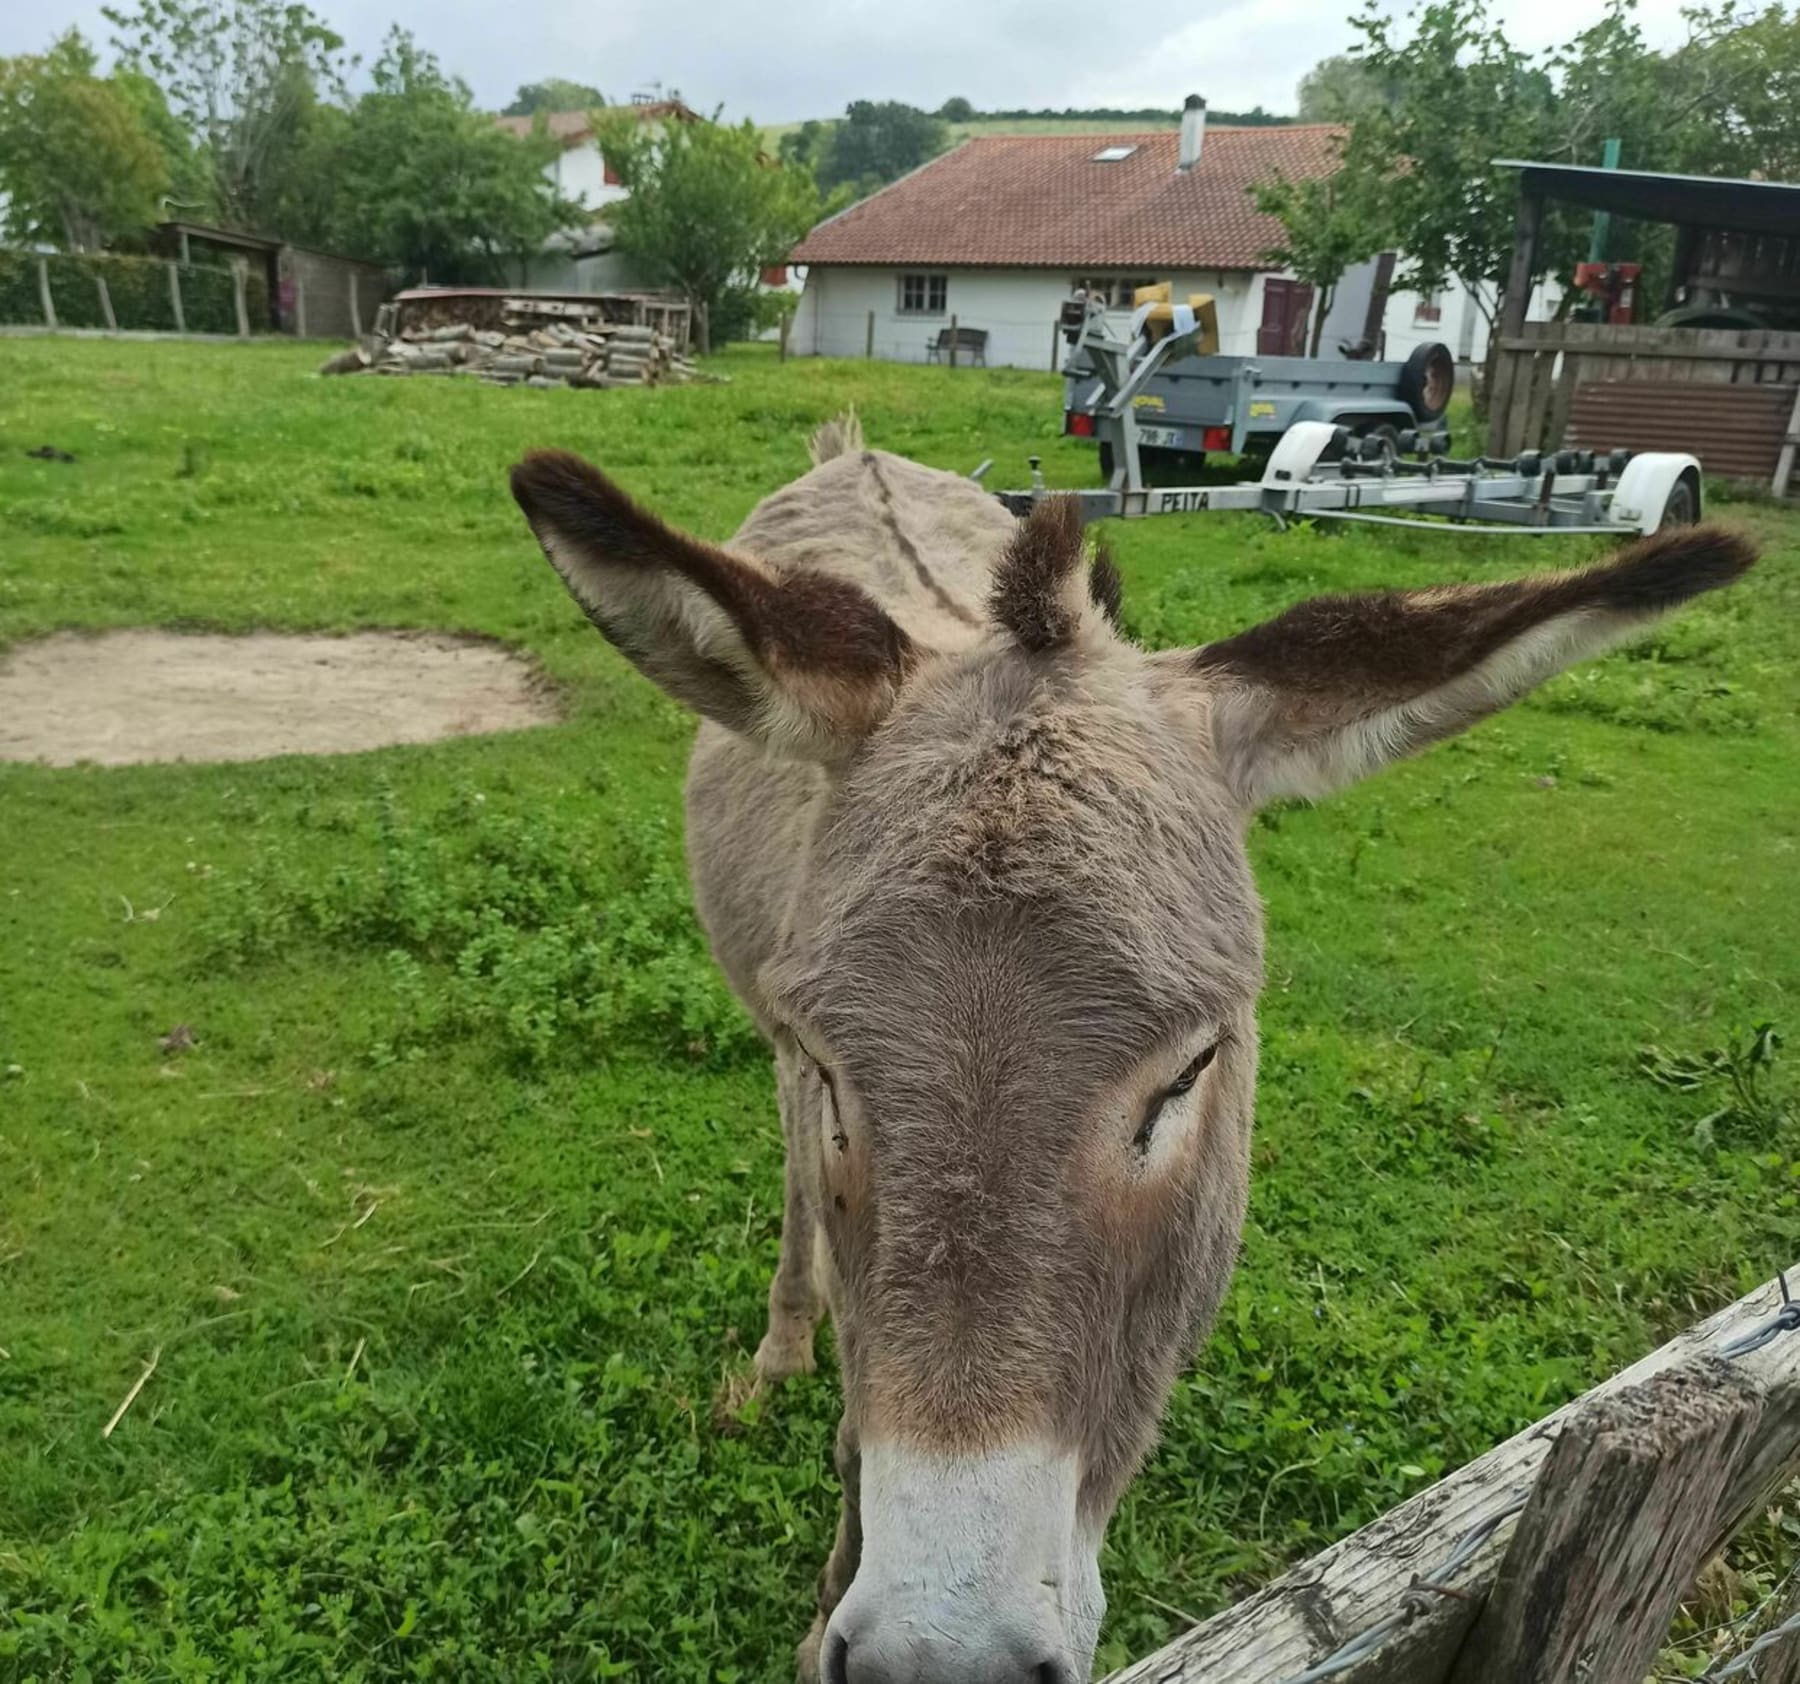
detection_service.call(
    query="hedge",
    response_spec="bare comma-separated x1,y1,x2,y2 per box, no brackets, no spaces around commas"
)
0,248,271,334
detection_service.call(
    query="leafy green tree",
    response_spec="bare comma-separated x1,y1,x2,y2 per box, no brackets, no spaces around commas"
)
1671,2,1800,179
777,119,829,173
818,100,947,194
1252,158,1392,354
1338,0,1555,341
103,0,351,231
1296,54,1396,120
0,32,169,250
596,110,823,351
503,78,607,117
330,29,575,281
937,96,975,122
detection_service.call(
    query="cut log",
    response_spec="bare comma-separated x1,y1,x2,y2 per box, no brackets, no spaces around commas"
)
317,346,371,376
490,354,541,375
429,322,473,342
525,374,560,389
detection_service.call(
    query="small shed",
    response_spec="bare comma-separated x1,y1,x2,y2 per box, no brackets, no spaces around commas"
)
1486,162,1800,494
154,221,391,340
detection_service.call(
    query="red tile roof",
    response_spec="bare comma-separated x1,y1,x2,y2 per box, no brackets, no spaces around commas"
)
792,127,1347,271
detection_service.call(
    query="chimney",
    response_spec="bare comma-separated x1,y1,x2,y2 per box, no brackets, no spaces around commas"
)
1178,94,1207,171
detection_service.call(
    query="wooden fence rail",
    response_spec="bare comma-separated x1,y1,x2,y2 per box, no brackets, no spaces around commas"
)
1106,1266,1800,1684
1488,323,1800,466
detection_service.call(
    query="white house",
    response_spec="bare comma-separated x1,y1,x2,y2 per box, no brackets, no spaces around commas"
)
494,100,698,292
789,99,1549,371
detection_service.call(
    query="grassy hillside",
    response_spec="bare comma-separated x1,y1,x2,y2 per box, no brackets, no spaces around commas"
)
0,338,1795,1681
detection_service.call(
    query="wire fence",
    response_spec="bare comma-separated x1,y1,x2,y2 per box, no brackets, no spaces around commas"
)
1259,1270,1800,1684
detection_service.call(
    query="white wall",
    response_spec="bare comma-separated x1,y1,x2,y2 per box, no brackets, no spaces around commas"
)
1383,277,1565,366
790,267,1265,368
546,140,629,213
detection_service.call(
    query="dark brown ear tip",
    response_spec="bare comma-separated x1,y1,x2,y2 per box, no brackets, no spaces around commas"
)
1600,521,1760,611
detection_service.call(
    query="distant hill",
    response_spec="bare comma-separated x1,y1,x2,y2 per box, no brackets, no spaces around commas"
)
764,104,1293,149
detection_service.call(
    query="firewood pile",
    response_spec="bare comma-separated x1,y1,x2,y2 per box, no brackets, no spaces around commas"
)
318,296,717,390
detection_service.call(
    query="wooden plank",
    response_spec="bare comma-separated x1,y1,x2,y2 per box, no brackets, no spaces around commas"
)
36,257,56,329
1502,347,1543,457
167,262,185,333
1753,1575,1800,1684
1486,348,1521,456
1497,338,1800,367
1498,193,1542,343
1450,1361,1762,1684
1546,351,1580,450
1774,386,1800,499
1103,1267,1800,1684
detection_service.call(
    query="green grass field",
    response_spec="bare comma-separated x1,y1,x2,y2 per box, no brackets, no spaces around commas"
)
1,338,1796,1681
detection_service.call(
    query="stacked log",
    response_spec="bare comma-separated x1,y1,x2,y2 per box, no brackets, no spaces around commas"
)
318,299,719,390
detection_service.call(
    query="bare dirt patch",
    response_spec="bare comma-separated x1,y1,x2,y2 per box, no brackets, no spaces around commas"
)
0,630,559,767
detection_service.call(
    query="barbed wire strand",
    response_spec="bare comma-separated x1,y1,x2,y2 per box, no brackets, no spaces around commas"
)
1260,1270,1799,1684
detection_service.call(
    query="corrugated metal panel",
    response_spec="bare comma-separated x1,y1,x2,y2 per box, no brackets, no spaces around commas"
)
1568,379,1795,481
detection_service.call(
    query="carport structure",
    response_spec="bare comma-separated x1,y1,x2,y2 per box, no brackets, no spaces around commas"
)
1488,160,1800,494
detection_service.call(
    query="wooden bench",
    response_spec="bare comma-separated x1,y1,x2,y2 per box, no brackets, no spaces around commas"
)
925,325,987,366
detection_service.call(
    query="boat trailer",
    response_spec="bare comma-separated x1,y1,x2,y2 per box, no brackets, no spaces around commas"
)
990,420,1704,536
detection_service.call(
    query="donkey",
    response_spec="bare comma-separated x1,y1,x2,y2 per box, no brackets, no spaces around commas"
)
510,422,1755,1684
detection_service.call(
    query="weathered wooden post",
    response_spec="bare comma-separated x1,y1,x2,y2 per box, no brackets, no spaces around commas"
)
949,313,959,370
778,310,790,362
348,275,362,339
232,261,250,338
294,278,307,339
866,309,875,359
1450,1361,1763,1684
1488,190,1544,454
167,262,186,334
95,273,117,332
36,257,56,329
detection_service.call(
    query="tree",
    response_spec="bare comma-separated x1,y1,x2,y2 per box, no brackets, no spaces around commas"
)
937,96,975,122
596,111,823,352
103,0,351,231
503,78,606,117
777,119,829,173
818,100,947,193
1252,158,1391,354
0,32,169,250
1296,54,1395,120
328,30,576,282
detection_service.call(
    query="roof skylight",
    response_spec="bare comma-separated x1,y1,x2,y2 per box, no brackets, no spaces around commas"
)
1092,145,1138,162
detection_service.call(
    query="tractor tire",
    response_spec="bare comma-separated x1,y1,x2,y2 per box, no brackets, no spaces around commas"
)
1399,342,1456,423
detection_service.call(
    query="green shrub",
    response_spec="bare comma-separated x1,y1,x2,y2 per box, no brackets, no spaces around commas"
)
0,246,270,334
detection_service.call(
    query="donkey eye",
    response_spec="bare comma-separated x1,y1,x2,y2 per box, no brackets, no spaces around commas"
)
1165,1043,1218,1098
1134,1043,1220,1154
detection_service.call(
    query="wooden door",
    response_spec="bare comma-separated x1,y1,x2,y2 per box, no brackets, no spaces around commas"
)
1258,278,1315,356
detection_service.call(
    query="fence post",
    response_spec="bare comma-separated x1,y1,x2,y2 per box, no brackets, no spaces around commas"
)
949,313,958,370
865,309,875,359
167,262,186,334
1051,322,1061,371
36,257,56,329
1449,1361,1762,1684
348,275,362,339
1755,1573,1800,1684
294,278,307,339
95,273,117,332
778,310,790,362
232,261,250,338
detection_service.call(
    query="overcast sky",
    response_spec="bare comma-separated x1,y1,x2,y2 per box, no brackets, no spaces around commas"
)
4,0,1700,123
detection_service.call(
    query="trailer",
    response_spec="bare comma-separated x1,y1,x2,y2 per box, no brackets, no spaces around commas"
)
992,420,1703,536
998,290,1703,536
1058,290,1456,491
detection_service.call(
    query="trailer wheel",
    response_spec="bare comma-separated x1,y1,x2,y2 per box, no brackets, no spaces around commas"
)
1399,343,1455,423
1657,469,1700,530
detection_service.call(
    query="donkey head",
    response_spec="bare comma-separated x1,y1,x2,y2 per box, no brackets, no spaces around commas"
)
512,449,1754,1684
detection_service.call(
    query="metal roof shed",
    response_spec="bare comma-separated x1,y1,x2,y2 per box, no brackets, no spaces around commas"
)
1488,161,1800,492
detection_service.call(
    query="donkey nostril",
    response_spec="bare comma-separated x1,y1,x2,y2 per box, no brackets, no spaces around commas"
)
1034,1661,1079,1684
823,1630,851,1684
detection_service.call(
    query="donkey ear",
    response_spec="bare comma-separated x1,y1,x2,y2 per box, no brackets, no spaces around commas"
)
511,450,917,759
1193,525,1757,807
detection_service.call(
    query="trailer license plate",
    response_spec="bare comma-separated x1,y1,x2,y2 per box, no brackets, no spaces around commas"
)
1137,424,1185,449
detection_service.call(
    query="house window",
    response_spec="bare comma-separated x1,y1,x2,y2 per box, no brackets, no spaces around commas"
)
898,273,947,316
1413,291,1443,325
1071,276,1159,307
